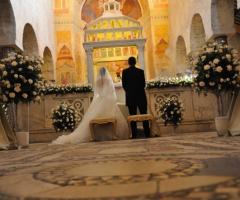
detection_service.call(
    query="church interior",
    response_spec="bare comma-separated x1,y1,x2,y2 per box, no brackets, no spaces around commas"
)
1,0,240,199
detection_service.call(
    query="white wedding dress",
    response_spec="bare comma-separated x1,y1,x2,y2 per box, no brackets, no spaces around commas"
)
52,68,129,144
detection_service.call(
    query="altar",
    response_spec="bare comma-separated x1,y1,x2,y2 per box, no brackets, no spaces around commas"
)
83,0,146,85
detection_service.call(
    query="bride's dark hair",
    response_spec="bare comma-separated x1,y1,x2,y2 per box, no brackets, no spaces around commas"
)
99,67,106,77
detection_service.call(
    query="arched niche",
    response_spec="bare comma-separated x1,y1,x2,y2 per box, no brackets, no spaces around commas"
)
190,14,206,52
81,0,142,23
211,0,235,34
0,0,16,45
22,23,39,56
42,47,54,81
56,45,76,84
176,36,188,73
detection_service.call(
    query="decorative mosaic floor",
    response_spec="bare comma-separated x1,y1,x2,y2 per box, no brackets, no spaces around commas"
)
1,132,240,200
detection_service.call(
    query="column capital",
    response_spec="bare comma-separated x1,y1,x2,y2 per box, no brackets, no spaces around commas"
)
136,43,145,51
85,47,94,54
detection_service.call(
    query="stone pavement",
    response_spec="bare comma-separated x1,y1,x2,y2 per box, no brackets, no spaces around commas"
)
0,132,240,200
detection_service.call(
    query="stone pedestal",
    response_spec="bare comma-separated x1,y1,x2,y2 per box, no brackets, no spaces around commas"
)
17,102,29,132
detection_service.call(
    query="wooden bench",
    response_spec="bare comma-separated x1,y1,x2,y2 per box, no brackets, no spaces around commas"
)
89,117,117,141
127,114,154,137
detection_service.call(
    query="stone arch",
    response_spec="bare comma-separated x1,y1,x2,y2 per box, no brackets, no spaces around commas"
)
138,0,149,14
0,0,16,45
190,14,206,52
176,36,188,73
211,0,235,35
42,47,54,81
22,23,39,56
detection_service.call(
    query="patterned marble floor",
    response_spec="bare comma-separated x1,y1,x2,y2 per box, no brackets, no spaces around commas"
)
0,132,240,200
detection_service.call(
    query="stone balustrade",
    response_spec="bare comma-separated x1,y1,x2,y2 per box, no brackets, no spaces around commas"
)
17,92,94,143
147,87,218,135
17,87,218,143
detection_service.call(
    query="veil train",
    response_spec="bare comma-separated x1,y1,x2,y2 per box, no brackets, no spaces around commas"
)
52,67,129,144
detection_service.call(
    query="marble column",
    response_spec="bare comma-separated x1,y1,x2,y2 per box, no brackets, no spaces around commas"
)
85,47,94,85
137,43,145,70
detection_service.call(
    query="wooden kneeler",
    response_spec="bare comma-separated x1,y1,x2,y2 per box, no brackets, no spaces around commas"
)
127,114,154,138
89,117,117,141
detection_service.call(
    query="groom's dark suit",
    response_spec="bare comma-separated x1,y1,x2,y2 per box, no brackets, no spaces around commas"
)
122,64,150,138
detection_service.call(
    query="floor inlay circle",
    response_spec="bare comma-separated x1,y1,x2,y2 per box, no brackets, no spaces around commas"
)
34,157,204,186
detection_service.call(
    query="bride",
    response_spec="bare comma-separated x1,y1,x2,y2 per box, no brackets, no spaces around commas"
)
52,67,129,144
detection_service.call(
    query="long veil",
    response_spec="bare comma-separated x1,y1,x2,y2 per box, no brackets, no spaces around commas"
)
52,67,129,144
94,67,117,100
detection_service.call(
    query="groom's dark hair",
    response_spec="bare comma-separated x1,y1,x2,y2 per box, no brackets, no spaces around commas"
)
128,57,136,66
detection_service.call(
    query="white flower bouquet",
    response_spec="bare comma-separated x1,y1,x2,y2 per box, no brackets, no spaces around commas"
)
190,41,240,116
51,102,76,132
0,52,43,104
146,76,193,89
39,82,93,96
191,42,240,95
159,97,184,126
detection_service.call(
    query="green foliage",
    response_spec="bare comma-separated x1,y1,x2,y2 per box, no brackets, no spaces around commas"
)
146,76,193,89
39,83,93,96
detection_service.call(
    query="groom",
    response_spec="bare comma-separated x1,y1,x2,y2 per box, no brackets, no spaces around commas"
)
122,57,150,139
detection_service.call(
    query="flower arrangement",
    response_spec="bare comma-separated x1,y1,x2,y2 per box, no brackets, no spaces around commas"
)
51,102,76,132
190,41,240,117
0,52,43,104
159,97,184,126
190,42,240,95
39,82,93,96
146,76,193,89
